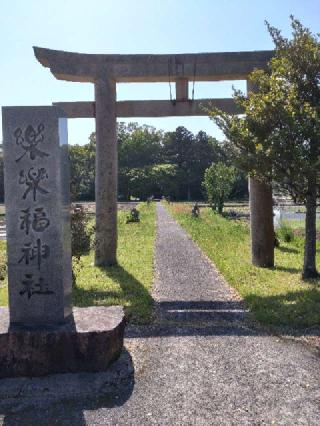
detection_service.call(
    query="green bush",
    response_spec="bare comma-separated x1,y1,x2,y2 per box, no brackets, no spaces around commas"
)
202,162,236,214
277,221,294,243
71,210,92,259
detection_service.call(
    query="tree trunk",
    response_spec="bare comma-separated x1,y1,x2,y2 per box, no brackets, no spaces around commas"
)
218,193,224,214
303,177,318,279
249,177,274,267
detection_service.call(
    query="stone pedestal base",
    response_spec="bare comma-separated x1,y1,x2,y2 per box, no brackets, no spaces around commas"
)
0,306,125,378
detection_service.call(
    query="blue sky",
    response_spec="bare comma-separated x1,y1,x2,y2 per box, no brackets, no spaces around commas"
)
0,0,319,145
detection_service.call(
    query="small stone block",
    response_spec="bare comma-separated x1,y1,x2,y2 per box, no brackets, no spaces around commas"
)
0,306,126,378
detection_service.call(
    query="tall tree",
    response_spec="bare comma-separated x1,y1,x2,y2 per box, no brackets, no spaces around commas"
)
162,126,195,200
69,134,96,201
118,122,163,168
210,17,320,278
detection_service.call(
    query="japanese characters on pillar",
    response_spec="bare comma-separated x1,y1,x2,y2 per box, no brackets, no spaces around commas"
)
2,107,72,326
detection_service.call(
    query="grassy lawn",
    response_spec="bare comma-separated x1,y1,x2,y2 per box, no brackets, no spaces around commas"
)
0,241,7,303
168,203,320,330
0,202,156,324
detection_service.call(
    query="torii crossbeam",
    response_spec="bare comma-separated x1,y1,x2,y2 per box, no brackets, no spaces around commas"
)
34,47,275,267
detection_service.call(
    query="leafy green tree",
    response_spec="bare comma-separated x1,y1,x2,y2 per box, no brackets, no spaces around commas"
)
118,122,163,168
210,17,320,278
191,131,227,199
149,164,179,198
162,127,224,200
69,134,96,201
162,126,195,200
120,164,179,200
118,122,163,200
203,162,236,213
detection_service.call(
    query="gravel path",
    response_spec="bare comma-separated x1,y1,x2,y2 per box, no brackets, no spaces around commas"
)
1,203,320,425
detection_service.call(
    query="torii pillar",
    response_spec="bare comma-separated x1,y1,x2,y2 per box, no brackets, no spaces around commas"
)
95,78,117,265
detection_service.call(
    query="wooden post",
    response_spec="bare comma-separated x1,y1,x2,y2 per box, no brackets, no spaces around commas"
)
94,78,117,266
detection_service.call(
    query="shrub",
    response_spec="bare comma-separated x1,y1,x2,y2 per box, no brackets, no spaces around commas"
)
277,221,294,243
202,162,236,214
71,209,92,259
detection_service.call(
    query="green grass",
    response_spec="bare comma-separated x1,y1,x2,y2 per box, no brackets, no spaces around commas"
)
0,241,7,303
169,203,320,330
282,218,320,231
0,202,157,324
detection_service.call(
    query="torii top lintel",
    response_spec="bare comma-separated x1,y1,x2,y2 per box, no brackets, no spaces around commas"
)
33,47,274,83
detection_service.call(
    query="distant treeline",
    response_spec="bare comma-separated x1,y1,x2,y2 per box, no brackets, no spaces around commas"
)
69,123,248,202
0,123,248,203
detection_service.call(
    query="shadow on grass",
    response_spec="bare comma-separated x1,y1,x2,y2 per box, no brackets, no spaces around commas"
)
272,265,301,274
73,264,154,323
244,288,320,332
277,246,299,254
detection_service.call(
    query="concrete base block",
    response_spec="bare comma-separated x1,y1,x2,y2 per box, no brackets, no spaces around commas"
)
0,306,126,378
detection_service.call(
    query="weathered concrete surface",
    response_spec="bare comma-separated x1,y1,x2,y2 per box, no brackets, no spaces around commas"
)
53,98,243,118
0,349,134,423
175,78,189,101
2,106,72,325
33,46,274,82
94,78,117,266
1,205,319,425
0,306,125,378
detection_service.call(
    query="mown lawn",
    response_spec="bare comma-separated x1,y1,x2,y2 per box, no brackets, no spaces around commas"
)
0,240,7,304
0,202,156,324
168,203,320,329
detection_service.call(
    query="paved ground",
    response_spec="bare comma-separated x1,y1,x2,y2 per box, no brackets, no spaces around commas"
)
1,204,320,425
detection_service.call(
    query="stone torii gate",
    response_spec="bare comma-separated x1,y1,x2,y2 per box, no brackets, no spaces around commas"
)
34,47,275,268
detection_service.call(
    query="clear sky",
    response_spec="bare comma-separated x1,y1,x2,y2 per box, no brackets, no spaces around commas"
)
0,0,319,145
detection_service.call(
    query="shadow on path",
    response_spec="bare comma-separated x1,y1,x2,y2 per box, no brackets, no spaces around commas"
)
156,299,247,323
1,349,134,426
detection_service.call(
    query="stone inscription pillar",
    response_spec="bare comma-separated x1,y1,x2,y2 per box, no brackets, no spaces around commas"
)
2,106,72,325
94,78,117,266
